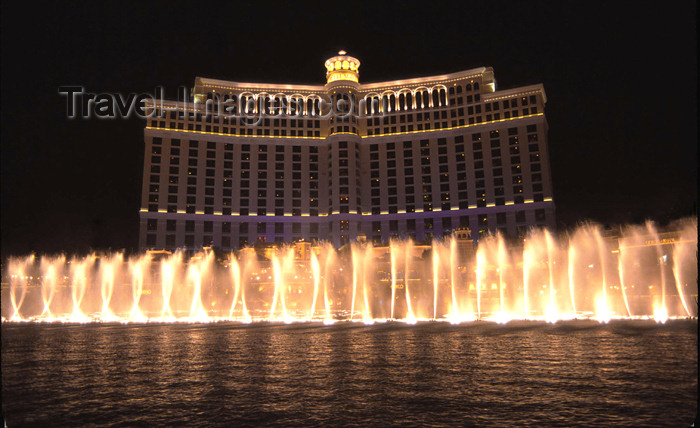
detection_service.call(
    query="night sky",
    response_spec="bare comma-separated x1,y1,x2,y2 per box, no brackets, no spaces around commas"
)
1,2,696,256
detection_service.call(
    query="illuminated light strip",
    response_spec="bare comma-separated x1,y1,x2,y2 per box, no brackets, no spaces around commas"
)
468,205,477,209
177,210,186,214
482,90,543,102
139,208,148,213
158,209,167,213
145,126,325,140
202,85,324,94
328,85,358,91
543,197,553,202
505,201,514,206
450,207,459,210
146,103,544,134
141,209,529,219
363,113,544,138
214,212,222,216
144,112,544,141
486,203,496,207
524,200,534,204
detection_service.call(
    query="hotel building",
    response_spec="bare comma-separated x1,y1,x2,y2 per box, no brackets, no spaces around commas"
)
139,51,555,250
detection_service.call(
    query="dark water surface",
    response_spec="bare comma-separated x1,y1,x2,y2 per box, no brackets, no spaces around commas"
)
2,320,697,427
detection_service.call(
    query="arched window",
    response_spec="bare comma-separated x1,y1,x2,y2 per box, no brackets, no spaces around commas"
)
261,94,272,116
416,90,429,109
290,96,300,116
474,82,480,90
382,94,390,113
371,96,380,115
225,95,237,115
239,93,256,114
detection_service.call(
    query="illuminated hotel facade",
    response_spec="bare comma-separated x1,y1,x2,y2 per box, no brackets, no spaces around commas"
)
139,51,555,250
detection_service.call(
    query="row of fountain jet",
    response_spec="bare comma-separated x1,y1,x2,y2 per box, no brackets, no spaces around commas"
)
3,220,697,324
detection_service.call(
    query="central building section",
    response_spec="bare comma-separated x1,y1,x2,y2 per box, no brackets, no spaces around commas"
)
139,52,555,250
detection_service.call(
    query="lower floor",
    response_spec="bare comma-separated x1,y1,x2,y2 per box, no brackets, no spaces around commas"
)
139,202,555,250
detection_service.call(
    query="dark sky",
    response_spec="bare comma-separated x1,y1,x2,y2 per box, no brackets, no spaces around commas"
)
1,1,697,256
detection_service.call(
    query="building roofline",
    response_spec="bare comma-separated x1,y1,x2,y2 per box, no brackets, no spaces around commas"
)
194,66,496,94
359,67,491,90
483,83,547,104
195,77,326,93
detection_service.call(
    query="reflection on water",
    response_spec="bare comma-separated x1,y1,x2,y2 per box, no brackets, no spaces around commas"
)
2,320,697,427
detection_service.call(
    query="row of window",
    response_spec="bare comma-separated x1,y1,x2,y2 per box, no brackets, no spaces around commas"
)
146,208,548,236
149,90,539,137
143,207,549,249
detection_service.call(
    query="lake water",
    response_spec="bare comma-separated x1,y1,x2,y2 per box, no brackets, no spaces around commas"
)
2,319,697,427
